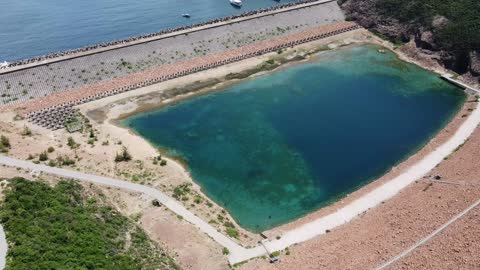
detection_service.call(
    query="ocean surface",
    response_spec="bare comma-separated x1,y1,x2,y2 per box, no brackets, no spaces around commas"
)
0,0,297,61
122,45,465,232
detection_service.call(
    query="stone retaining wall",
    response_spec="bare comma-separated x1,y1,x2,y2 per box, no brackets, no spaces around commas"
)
17,22,360,130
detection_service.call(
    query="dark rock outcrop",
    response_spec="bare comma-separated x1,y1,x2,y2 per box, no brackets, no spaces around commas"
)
339,0,479,81
470,51,480,76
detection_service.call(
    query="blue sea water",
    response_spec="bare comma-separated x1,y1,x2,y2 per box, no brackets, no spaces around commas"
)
123,45,465,232
0,0,297,61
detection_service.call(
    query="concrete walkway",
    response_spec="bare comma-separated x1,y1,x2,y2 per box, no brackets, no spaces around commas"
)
0,224,6,270
0,97,479,266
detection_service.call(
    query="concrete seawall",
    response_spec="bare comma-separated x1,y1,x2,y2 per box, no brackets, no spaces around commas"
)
0,0,337,74
12,22,360,130
0,1,344,107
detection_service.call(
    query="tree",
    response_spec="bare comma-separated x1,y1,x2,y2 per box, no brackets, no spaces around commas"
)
114,147,132,162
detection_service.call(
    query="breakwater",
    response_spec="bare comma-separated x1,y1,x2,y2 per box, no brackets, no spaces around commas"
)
0,0,335,71
13,22,360,130
0,1,343,107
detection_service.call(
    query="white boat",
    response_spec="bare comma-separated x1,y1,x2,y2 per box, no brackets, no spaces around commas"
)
230,0,242,7
182,13,191,18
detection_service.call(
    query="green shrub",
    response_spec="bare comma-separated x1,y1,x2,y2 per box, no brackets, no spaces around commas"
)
222,247,230,255
0,178,180,270
226,227,239,239
47,146,55,153
270,251,280,257
67,137,78,149
38,151,48,161
1,135,10,148
21,126,32,136
114,147,132,162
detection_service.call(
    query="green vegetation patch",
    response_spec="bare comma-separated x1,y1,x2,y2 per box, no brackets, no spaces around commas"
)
0,178,180,270
376,0,480,51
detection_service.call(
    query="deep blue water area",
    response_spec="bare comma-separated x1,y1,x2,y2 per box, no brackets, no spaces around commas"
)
122,45,465,232
0,0,297,61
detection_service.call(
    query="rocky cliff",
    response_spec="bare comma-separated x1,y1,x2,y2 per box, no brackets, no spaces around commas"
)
339,0,479,83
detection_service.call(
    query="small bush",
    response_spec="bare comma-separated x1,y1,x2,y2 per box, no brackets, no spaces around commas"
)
56,156,75,166
21,126,32,136
1,135,10,148
39,151,48,161
222,247,229,255
226,228,239,239
193,196,203,204
47,146,55,153
114,147,132,162
224,221,235,229
13,114,24,121
67,137,78,149
270,251,280,257
160,159,167,166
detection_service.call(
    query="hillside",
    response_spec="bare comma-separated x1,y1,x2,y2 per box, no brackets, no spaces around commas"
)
339,0,480,79
0,178,181,270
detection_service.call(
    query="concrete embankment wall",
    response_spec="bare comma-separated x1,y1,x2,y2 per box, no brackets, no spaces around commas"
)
13,22,360,130
0,0,343,107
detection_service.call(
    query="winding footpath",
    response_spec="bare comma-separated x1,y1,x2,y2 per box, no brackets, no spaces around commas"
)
0,96,479,267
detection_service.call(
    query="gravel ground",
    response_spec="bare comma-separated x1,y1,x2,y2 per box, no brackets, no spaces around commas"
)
0,1,343,106
389,207,479,270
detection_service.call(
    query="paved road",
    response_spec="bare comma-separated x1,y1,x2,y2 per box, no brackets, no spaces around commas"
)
0,224,6,270
0,155,265,265
376,199,480,270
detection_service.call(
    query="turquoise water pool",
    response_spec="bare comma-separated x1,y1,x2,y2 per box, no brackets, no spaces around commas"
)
122,45,465,232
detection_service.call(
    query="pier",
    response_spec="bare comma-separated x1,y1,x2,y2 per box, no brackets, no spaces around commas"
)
441,74,480,95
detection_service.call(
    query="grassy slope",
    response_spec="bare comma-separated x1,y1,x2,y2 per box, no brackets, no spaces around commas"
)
0,177,181,270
